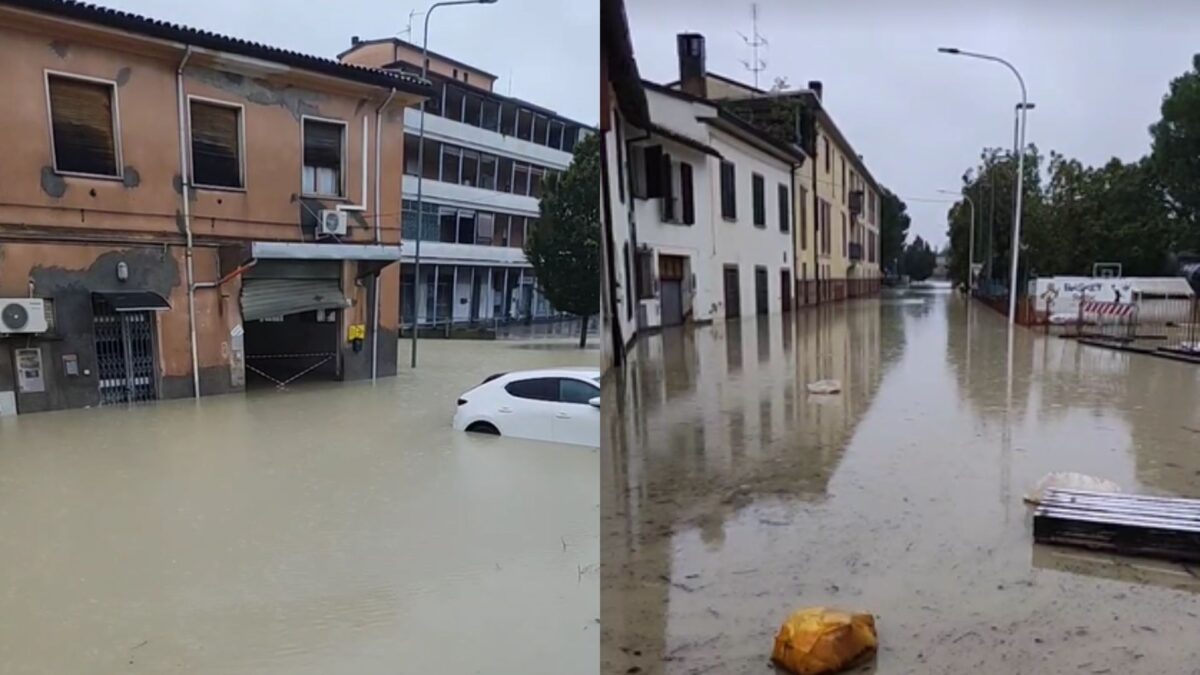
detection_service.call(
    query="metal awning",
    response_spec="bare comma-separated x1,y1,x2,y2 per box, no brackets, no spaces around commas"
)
250,242,403,261
93,291,171,312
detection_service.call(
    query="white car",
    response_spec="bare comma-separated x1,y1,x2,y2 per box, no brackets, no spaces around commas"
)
453,368,600,447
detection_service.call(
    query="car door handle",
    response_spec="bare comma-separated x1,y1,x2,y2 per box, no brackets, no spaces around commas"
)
498,407,513,414
555,412,571,419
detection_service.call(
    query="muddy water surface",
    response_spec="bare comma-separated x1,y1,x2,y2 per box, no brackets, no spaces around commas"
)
603,290,1200,674
0,340,598,674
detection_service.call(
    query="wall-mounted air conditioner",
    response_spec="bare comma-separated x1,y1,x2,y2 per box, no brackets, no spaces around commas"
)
317,209,348,237
0,299,48,335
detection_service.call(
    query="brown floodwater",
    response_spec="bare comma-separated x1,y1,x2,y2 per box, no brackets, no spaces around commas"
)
0,339,598,674
602,289,1200,674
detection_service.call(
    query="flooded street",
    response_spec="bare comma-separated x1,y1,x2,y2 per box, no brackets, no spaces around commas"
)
0,340,598,674
603,290,1200,674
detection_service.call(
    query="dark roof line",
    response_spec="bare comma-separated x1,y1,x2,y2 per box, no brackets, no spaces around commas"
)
338,36,499,79
602,0,650,129
701,109,807,166
2,0,432,96
647,124,722,158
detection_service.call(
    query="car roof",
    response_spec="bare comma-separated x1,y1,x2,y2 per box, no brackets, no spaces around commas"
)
499,368,600,380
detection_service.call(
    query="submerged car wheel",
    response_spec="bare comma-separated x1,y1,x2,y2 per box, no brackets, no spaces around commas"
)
466,421,500,436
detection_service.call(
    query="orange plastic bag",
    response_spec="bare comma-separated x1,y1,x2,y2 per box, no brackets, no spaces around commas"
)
771,607,877,675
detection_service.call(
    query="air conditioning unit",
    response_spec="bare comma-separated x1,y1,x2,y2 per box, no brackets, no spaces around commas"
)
317,209,348,237
0,299,48,335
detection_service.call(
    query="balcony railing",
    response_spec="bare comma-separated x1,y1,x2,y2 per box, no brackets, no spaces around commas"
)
849,242,864,261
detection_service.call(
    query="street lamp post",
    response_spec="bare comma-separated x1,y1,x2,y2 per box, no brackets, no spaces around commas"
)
938,47,1028,326
411,0,497,368
938,189,975,291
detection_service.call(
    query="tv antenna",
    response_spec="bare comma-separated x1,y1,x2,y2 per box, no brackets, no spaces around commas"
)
396,9,422,40
737,3,767,89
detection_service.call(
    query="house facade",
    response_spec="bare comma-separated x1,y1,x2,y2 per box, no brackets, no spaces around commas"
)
0,0,429,414
340,37,589,330
600,0,650,371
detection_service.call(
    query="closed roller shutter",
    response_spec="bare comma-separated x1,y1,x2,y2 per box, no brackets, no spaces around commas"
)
241,278,348,321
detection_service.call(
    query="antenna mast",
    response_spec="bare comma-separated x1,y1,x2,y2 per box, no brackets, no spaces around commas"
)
737,3,768,89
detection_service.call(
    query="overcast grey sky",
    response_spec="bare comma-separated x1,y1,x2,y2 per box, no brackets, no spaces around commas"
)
94,0,597,125
626,0,1199,248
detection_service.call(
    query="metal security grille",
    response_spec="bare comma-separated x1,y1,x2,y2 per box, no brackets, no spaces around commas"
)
93,301,157,405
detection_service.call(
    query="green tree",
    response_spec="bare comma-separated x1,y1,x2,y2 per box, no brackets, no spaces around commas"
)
878,186,910,274
525,134,600,348
903,236,937,281
1150,54,1200,254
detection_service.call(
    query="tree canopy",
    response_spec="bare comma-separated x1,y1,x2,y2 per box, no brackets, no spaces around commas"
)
878,186,911,274
525,133,600,347
943,54,1200,289
902,236,937,281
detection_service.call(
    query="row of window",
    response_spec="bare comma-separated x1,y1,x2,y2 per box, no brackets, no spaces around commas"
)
401,199,536,248
819,132,878,226
45,72,357,199
505,377,599,405
403,134,559,199
420,77,581,153
718,161,790,233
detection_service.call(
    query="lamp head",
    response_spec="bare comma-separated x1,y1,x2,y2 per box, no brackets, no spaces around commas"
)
937,47,960,54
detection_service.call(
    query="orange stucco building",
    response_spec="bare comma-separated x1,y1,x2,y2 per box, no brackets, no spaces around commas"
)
0,0,430,414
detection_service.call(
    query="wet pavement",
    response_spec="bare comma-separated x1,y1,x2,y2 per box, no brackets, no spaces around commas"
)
602,289,1200,674
0,340,598,674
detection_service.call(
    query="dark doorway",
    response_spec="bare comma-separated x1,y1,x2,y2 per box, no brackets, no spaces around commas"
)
723,265,740,319
755,266,769,316
658,255,686,327
781,269,792,313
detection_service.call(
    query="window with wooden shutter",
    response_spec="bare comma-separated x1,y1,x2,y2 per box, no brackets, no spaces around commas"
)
190,100,242,188
642,145,663,199
778,183,789,232
720,161,736,220
752,173,765,227
302,118,344,196
680,162,694,225
660,153,675,222
47,74,119,177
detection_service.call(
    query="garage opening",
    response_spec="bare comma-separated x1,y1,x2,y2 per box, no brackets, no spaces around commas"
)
241,261,347,389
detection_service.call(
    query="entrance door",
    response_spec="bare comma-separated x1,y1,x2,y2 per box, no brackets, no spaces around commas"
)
553,377,601,446
658,255,686,327
723,266,740,319
755,267,769,315
781,269,792,313
93,301,157,405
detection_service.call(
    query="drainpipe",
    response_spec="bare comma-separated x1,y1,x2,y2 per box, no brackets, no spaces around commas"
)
789,162,798,310
175,46,199,398
371,88,396,382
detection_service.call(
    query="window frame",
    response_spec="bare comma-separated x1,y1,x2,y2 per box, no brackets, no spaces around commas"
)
719,160,737,221
751,172,766,227
44,70,124,180
777,183,789,233
299,114,348,199
187,94,246,191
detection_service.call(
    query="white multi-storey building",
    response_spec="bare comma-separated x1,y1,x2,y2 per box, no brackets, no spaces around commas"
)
340,37,589,328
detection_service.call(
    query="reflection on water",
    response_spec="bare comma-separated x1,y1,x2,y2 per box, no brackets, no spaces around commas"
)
0,341,598,675
603,291,1200,675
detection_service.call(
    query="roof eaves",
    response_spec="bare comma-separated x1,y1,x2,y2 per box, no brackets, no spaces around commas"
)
4,0,432,96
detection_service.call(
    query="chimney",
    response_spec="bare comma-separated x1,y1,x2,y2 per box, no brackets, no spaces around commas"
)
677,33,707,98
351,35,361,45
807,80,823,102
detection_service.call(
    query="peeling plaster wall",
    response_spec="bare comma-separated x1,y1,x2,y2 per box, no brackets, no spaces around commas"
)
0,242,240,413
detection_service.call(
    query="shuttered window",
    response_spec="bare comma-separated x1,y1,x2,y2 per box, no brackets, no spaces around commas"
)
752,173,765,227
720,161,736,220
302,119,344,196
680,162,694,225
47,74,119,176
778,183,789,232
190,100,242,188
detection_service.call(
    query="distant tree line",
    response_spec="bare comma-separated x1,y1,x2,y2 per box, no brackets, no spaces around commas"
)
943,54,1200,289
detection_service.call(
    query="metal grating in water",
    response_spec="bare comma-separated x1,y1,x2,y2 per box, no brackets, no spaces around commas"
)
93,301,157,405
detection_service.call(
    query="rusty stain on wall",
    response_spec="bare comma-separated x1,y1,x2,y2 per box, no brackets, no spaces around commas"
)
40,166,66,198
190,67,326,120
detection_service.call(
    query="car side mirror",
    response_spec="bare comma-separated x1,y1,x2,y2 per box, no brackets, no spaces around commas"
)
588,397,600,409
